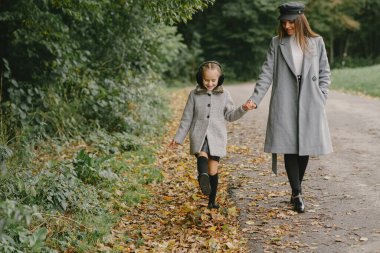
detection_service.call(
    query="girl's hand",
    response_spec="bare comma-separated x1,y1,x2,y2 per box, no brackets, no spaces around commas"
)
242,100,257,111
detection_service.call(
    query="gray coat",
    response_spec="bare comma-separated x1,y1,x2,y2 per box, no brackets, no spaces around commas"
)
174,85,247,157
250,36,333,171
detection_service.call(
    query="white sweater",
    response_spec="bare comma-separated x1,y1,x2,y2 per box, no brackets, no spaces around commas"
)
290,35,303,76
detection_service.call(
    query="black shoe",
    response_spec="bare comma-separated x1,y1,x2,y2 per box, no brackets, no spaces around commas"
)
198,173,211,195
291,194,305,213
207,202,220,209
290,189,302,204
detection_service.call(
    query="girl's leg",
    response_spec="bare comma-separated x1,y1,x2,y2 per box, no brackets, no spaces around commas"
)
197,151,211,195
197,151,209,175
208,158,219,209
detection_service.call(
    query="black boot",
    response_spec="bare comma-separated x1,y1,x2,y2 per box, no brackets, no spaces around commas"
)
197,156,210,195
291,194,305,213
208,174,219,209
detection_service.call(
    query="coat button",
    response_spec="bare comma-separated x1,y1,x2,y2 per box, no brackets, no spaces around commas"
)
207,115,210,118
208,104,210,107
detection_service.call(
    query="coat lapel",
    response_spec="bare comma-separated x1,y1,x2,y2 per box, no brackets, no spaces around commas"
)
279,36,297,77
302,37,317,78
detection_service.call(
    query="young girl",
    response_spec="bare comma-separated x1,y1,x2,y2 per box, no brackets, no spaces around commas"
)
170,61,253,209
245,2,333,213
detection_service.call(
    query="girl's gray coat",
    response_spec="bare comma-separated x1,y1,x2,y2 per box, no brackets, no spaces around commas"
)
249,36,333,172
174,86,247,157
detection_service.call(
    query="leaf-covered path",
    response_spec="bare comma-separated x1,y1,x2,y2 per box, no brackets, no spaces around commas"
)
226,83,380,253
105,84,380,252
107,89,247,252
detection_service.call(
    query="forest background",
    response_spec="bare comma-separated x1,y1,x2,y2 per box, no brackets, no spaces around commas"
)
0,0,379,251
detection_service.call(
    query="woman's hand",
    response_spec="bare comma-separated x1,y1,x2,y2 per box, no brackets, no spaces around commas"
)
169,139,179,148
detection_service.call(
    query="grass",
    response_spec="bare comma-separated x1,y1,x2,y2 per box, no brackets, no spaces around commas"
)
331,64,380,98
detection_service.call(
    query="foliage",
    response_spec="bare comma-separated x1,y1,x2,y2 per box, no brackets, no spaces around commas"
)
0,163,101,213
73,149,116,185
178,0,279,81
0,200,56,253
0,0,215,251
143,0,215,24
178,0,380,80
0,0,208,139
331,64,380,97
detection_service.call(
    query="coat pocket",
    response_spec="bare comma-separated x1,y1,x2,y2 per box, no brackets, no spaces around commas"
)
312,75,326,105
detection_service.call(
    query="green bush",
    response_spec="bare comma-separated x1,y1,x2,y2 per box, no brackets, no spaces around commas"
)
0,164,101,213
0,200,56,253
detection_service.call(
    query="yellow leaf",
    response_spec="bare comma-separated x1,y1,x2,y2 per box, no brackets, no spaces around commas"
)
208,226,217,231
226,241,235,249
227,206,237,217
245,220,255,225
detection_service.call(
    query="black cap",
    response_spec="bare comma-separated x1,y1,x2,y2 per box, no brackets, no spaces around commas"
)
278,2,305,21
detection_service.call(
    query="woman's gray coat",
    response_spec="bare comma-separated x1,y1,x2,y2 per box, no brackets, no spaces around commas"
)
249,36,333,172
174,85,247,157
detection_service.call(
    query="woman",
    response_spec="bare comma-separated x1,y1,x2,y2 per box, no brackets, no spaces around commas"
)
246,2,333,213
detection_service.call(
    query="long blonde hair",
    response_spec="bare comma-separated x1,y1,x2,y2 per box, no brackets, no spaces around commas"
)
278,14,319,52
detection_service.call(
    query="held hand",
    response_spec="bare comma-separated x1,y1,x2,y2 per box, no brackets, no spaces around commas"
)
242,100,257,111
169,139,179,148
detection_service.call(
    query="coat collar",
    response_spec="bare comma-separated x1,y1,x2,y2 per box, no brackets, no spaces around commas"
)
279,36,297,77
279,36,317,78
195,85,224,94
302,37,317,78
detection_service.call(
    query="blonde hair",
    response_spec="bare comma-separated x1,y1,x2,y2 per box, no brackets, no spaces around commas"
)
200,61,222,76
278,14,319,52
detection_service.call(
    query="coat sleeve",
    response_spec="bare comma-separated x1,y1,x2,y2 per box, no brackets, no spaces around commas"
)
173,91,194,144
318,37,331,100
224,90,247,122
249,37,275,107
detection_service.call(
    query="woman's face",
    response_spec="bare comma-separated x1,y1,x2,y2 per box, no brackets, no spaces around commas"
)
202,69,220,91
282,20,295,36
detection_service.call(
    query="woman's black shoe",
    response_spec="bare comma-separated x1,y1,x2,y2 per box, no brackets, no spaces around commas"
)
291,194,305,213
207,202,220,209
198,173,211,195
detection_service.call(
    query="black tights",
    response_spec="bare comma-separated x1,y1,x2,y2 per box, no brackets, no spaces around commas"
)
196,156,219,204
209,174,218,205
284,154,309,196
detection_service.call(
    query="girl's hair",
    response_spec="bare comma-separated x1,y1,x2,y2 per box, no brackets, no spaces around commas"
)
277,14,319,52
200,61,222,76
196,61,224,86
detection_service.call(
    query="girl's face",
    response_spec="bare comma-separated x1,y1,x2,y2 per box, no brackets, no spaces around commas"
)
202,69,220,91
282,20,295,35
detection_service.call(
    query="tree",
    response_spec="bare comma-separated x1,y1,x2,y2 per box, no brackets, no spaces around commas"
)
178,0,278,81
307,0,363,66
0,0,214,138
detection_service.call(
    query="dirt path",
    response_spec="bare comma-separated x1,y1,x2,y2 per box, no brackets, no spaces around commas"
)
224,83,380,253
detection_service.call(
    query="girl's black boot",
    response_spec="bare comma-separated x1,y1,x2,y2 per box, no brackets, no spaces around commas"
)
197,156,210,195
208,174,219,209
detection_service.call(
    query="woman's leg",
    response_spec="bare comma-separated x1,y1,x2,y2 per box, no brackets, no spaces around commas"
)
208,158,219,209
284,154,301,196
284,154,305,213
298,155,309,189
